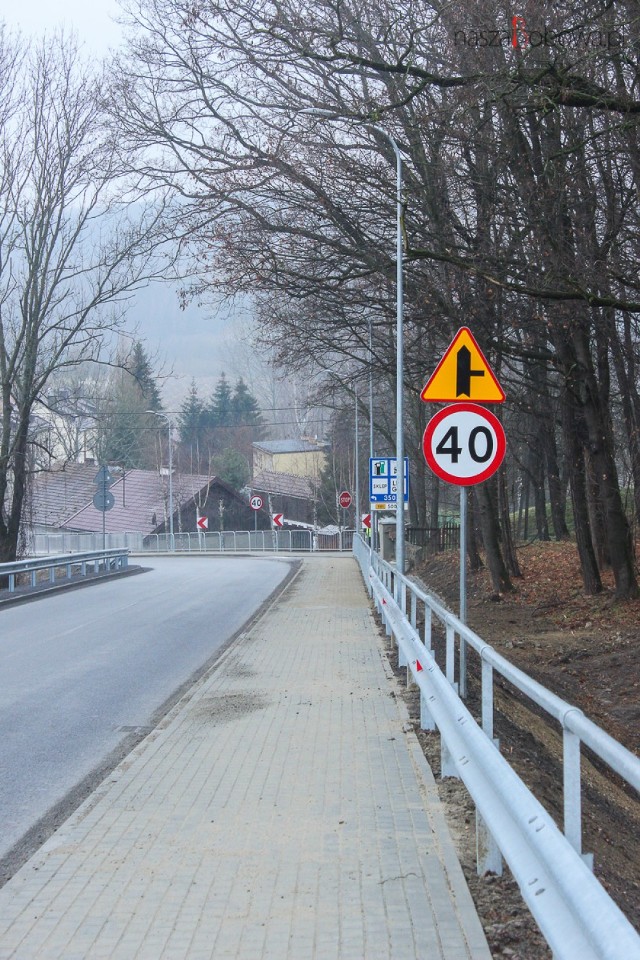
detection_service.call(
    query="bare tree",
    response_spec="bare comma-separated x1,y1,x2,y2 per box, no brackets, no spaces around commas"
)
115,0,640,595
0,29,171,560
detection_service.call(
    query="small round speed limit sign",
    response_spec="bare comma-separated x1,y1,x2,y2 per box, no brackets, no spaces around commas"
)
250,495,263,510
423,402,506,486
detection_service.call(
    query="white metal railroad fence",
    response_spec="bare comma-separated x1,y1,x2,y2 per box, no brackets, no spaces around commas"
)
33,529,355,555
353,534,640,960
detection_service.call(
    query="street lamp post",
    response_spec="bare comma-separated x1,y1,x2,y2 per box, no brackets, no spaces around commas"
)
354,380,360,534
368,316,375,554
147,410,174,548
298,109,405,576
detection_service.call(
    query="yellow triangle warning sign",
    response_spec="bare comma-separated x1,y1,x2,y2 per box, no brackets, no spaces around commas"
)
421,327,505,403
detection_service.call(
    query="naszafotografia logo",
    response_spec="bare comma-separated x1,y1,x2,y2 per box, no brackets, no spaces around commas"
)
454,15,624,51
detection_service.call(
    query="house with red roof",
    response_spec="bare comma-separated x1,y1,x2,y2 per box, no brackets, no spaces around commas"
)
26,462,263,537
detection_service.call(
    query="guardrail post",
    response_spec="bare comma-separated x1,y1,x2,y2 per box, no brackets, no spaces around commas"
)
424,604,432,650
563,727,584,858
476,811,503,876
397,631,408,668
9,573,15,592
446,623,456,688
420,690,437,732
459,637,467,699
481,659,494,740
476,656,503,872
381,597,392,639
440,739,458,779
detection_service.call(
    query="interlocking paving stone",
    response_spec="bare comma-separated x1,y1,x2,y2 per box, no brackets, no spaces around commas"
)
0,557,491,959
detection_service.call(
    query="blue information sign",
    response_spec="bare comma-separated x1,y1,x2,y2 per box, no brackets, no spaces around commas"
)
369,457,409,503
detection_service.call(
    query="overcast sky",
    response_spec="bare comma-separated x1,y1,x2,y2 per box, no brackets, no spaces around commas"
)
1,0,123,54
1,0,246,409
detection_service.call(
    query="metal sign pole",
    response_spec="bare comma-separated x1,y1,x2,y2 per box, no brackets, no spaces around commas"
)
459,486,467,697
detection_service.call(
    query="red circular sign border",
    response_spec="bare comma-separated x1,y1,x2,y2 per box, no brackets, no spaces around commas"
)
422,403,506,486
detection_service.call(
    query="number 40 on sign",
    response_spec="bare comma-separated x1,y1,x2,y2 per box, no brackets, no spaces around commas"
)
423,402,506,486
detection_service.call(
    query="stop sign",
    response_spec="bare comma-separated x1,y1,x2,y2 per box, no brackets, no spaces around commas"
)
339,491,352,509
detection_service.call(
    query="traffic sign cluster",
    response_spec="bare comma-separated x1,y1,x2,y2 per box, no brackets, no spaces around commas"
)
421,327,506,486
93,466,115,512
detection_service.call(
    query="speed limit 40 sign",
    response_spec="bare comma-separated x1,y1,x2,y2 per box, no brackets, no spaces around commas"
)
423,402,506,486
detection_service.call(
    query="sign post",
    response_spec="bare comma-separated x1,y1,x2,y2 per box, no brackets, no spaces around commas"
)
421,329,506,698
250,494,263,534
93,466,115,551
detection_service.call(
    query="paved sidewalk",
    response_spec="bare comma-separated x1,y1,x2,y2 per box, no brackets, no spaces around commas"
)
0,557,491,959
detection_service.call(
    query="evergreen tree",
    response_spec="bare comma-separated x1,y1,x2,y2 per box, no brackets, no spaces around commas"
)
212,448,251,490
178,380,204,446
176,374,265,477
231,378,265,434
129,341,163,411
99,370,157,469
98,344,164,469
207,373,233,427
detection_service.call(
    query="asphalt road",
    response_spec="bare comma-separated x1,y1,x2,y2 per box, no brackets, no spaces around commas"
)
0,556,293,875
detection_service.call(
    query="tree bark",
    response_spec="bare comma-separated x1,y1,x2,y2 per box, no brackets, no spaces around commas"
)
474,481,513,594
560,371,603,594
572,325,638,598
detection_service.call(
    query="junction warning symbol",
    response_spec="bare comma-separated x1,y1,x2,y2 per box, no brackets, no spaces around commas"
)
421,327,505,403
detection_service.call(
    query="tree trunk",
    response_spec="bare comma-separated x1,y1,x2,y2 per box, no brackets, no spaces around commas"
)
0,414,31,562
466,491,483,571
474,481,513,594
585,450,610,569
429,476,439,531
530,433,550,542
498,468,522,578
572,326,638,598
609,314,640,527
560,379,602,595
545,426,569,540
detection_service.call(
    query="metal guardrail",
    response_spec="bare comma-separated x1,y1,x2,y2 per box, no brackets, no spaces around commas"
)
353,534,640,960
1,549,129,594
